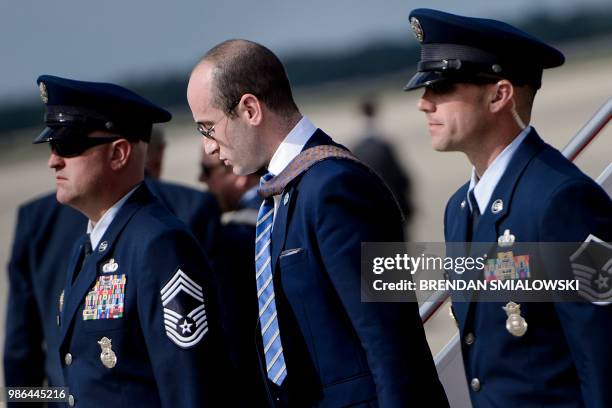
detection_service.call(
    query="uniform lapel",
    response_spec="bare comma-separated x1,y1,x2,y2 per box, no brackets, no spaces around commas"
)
453,129,546,332
471,129,546,244
446,184,471,243
59,184,153,344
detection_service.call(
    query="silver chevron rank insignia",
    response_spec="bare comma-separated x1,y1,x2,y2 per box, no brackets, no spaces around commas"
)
160,268,208,348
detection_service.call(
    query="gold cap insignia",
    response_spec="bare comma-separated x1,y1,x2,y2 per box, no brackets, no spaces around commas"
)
410,17,424,42
39,82,48,104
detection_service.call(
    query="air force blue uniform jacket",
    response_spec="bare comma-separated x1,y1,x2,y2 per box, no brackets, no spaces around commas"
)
145,177,221,258
266,130,448,407
444,128,612,407
4,180,221,396
58,183,230,407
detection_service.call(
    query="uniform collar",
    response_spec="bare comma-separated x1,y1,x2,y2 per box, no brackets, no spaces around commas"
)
87,183,141,249
468,125,532,213
267,116,317,176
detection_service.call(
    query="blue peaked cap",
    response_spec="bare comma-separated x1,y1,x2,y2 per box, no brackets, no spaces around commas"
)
34,75,171,144
404,9,565,91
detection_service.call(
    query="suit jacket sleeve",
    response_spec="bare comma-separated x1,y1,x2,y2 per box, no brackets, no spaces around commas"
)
307,164,446,407
3,205,46,389
136,229,233,407
539,179,612,408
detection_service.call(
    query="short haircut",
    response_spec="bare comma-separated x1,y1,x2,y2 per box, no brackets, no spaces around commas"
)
202,39,299,118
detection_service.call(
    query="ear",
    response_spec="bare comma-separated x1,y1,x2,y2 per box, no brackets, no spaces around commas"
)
489,80,514,114
238,93,263,126
109,139,132,171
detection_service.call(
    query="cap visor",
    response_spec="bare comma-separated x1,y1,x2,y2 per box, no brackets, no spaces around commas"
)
32,126,82,144
403,71,449,91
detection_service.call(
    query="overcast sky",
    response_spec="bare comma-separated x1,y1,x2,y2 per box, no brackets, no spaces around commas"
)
1,0,609,103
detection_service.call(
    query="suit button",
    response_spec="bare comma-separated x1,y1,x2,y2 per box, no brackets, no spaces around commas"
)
64,353,73,366
464,333,475,346
470,378,481,392
68,394,75,406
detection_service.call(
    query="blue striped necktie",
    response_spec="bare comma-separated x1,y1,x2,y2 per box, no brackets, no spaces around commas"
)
255,172,287,385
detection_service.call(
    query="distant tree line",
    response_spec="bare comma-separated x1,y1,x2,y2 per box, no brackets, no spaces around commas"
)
1,8,611,135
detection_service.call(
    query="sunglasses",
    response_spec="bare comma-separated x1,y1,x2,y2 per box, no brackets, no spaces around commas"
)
49,136,121,158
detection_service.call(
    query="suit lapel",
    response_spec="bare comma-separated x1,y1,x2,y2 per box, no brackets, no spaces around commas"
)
271,190,291,274
269,129,337,274
59,184,153,344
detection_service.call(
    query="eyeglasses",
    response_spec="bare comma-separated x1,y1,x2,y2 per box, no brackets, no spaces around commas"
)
196,117,225,140
196,99,242,140
49,136,121,158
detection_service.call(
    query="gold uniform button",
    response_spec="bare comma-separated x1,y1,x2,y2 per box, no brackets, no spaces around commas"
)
470,378,481,392
68,394,75,406
64,353,73,366
464,333,475,346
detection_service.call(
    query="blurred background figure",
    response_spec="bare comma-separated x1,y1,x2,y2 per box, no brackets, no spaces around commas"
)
4,193,86,396
3,125,221,399
199,145,262,214
145,125,221,258
145,125,166,179
199,148,268,407
351,97,415,235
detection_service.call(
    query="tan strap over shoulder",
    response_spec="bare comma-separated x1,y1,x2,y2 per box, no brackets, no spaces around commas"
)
258,145,360,198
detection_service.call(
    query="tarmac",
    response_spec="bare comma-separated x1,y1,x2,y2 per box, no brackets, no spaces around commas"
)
0,55,610,388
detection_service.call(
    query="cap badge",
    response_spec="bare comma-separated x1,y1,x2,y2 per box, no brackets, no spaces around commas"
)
410,17,424,42
39,82,48,104
98,337,117,368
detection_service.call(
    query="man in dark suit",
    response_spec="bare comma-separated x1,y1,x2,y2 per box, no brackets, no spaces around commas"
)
404,8,612,407
30,74,230,407
187,39,447,407
352,98,414,231
4,135,221,397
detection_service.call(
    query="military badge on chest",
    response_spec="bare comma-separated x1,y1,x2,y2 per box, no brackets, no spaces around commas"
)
83,259,126,320
160,268,208,348
484,229,531,281
98,336,117,369
484,229,530,337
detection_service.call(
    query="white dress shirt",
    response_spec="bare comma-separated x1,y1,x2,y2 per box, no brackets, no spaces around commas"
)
87,184,140,250
468,126,532,214
267,116,317,216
